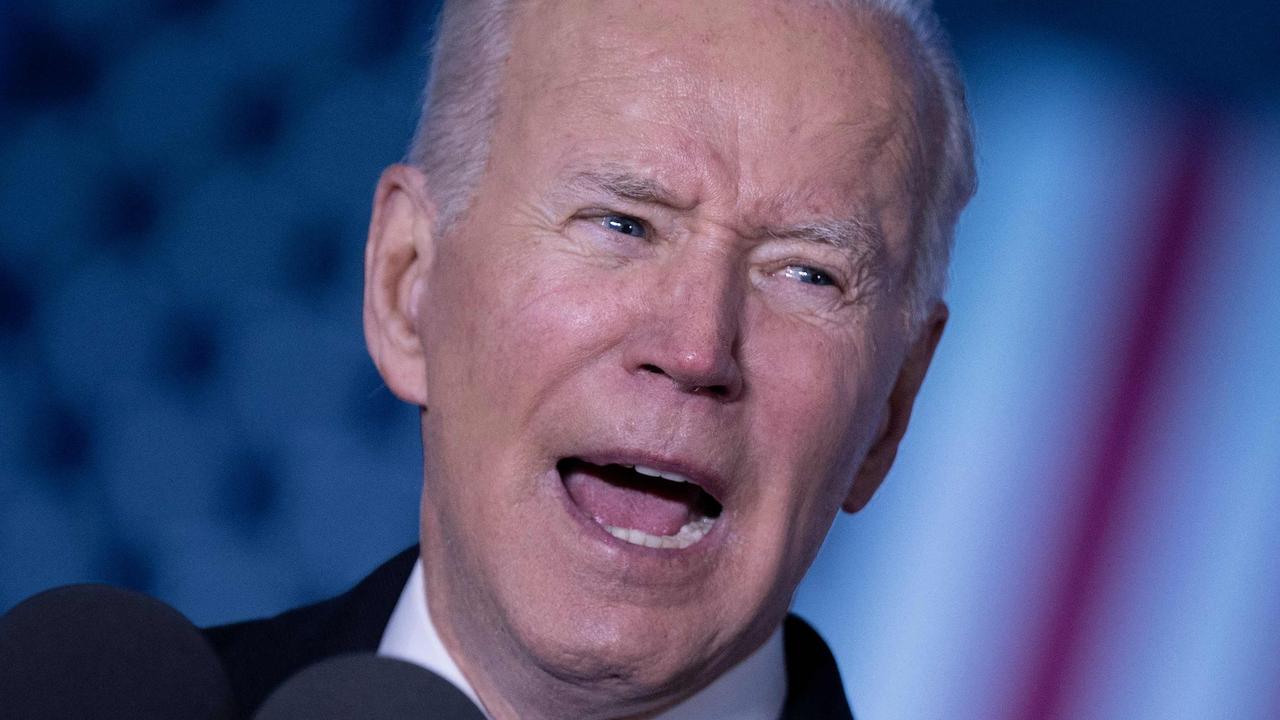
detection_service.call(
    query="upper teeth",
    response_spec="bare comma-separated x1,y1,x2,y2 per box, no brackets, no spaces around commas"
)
630,465,691,484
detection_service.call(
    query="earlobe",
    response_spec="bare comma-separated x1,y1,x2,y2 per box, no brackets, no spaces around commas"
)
842,302,948,513
363,164,437,407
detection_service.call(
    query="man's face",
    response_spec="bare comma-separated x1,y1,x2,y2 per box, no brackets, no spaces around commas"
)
374,0,940,713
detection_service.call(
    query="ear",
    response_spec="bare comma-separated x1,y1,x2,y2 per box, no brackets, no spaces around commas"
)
843,302,948,513
363,164,437,407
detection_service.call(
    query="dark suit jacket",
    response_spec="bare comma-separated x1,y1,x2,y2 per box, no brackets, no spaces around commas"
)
205,547,855,719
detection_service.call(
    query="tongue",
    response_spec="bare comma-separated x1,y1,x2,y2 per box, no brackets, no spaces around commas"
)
563,463,702,537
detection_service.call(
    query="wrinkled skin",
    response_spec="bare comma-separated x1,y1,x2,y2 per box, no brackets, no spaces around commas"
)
363,1,947,718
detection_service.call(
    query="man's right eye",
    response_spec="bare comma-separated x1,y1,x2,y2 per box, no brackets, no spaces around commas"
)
601,215,646,238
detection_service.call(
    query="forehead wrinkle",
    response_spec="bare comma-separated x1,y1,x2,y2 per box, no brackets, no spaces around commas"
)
536,65,692,106
508,0,929,256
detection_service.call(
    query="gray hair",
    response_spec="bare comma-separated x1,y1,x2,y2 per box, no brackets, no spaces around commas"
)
407,0,514,236
408,0,975,329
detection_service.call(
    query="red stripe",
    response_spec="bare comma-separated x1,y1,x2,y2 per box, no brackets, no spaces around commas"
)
1008,112,1219,720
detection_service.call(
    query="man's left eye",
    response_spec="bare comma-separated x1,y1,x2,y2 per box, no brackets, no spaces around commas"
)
780,265,837,287
601,215,646,238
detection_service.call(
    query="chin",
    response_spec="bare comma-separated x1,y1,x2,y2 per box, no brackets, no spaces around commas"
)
508,572,777,700
517,615,722,708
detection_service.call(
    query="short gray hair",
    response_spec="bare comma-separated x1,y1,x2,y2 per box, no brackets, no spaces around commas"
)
408,0,975,328
407,0,514,236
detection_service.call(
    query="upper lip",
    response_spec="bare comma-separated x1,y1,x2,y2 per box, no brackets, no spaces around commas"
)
562,448,729,506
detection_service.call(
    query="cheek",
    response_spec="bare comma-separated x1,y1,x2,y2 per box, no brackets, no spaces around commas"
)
427,246,630,422
747,313,868,445
502,267,631,375
500,270,622,355
742,308,879,512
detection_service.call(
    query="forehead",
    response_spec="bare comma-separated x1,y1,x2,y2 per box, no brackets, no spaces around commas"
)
494,0,928,232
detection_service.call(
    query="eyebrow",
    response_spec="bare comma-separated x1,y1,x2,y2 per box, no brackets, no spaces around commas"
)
562,168,693,210
761,216,887,261
561,167,887,261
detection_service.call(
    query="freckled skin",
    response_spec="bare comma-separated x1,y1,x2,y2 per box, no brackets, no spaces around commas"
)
363,1,946,718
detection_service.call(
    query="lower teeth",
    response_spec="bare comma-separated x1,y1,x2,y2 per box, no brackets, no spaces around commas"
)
602,517,715,549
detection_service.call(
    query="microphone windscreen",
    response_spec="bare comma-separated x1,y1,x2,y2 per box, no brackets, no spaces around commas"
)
0,584,236,720
254,654,484,720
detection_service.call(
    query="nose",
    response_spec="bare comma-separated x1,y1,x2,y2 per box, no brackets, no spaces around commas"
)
622,251,745,401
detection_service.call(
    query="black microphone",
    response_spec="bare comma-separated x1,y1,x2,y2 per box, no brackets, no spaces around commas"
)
254,654,485,719
0,584,237,720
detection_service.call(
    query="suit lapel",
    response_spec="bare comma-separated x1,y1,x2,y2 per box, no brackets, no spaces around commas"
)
779,615,856,719
204,546,419,716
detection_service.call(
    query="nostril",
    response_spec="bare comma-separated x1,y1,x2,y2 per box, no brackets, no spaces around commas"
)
691,383,731,399
637,363,736,399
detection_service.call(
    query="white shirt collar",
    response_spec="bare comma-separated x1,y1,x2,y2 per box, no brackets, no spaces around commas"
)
377,557,788,720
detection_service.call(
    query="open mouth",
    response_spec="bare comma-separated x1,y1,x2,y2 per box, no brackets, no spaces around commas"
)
557,458,723,550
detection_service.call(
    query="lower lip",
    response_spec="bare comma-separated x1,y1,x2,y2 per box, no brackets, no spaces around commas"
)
549,466,726,561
